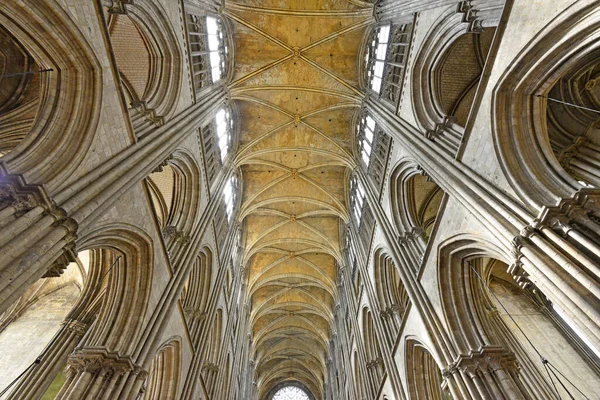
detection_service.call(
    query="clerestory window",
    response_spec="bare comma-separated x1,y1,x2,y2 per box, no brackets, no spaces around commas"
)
215,108,233,162
357,115,376,168
366,24,390,94
350,176,366,225
186,13,229,94
199,106,234,186
365,23,413,106
357,114,392,191
223,175,237,222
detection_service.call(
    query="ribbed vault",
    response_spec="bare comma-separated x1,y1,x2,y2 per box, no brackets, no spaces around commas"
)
227,0,372,397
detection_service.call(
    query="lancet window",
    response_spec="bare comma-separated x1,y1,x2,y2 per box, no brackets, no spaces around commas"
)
186,13,229,95
356,114,391,191
214,175,239,254
365,23,413,107
350,175,366,226
199,106,234,186
349,175,376,252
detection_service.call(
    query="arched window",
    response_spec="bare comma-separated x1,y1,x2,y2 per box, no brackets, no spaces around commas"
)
350,175,366,225
215,108,234,162
356,113,391,190
215,175,239,252
271,385,311,400
199,106,235,186
366,25,390,94
186,13,229,94
349,175,375,252
223,175,237,221
365,23,413,106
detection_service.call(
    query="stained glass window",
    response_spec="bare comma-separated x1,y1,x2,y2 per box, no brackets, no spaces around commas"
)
272,386,311,400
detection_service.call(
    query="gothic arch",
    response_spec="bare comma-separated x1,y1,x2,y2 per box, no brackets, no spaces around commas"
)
493,2,600,210
76,224,154,355
104,0,183,120
437,234,600,398
143,337,182,400
0,0,102,192
405,339,447,400
202,307,224,396
0,25,41,156
389,159,444,241
0,261,84,392
147,150,202,233
181,247,213,344
412,5,497,136
361,307,385,391
373,247,410,344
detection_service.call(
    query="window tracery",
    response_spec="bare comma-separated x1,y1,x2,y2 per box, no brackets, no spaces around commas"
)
349,175,376,252
356,114,392,191
198,106,234,186
365,23,413,107
271,386,311,400
186,13,229,94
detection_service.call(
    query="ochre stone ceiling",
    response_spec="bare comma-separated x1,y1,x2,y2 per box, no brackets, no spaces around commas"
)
226,0,373,397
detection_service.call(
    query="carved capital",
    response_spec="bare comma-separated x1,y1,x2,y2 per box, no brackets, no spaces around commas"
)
108,0,133,14
43,244,78,278
451,347,519,377
63,319,88,337
68,348,139,377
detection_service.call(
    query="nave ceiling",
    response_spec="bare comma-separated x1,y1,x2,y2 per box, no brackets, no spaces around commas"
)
226,0,373,397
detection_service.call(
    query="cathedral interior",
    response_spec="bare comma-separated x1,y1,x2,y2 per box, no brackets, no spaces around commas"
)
2,0,600,399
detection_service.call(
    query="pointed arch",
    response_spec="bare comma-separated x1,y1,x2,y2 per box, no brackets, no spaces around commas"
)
0,0,102,192
143,337,182,400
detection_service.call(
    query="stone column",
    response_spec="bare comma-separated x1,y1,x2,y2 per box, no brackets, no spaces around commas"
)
0,86,227,315
443,347,526,400
56,348,147,400
367,97,600,355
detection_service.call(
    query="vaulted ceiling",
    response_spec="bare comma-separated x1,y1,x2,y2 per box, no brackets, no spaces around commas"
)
227,0,373,397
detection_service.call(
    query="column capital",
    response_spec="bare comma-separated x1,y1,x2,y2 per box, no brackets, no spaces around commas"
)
450,347,519,377
67,348,142,377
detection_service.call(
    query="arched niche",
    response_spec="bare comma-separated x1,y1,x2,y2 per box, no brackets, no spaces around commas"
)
361,307,385,391
147,151,202,236
433,28,495,127
0,25,41,156
412,5,499,156
438,236,600,399
373,248,410,344
544,52,600,188
493,3,600,209
75,224,154,355
0,0,102,191
405,339,449,400
202,307,224,396
389,160,444,242
180,247,213,344
148,164,175,228
104,0,183,125
142,338,182,400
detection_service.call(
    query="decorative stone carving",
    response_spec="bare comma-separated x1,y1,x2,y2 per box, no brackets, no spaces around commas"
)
63,319,89,337
108,0,134,15
449,347,520,378
202,362,219,372
68,348,143,378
